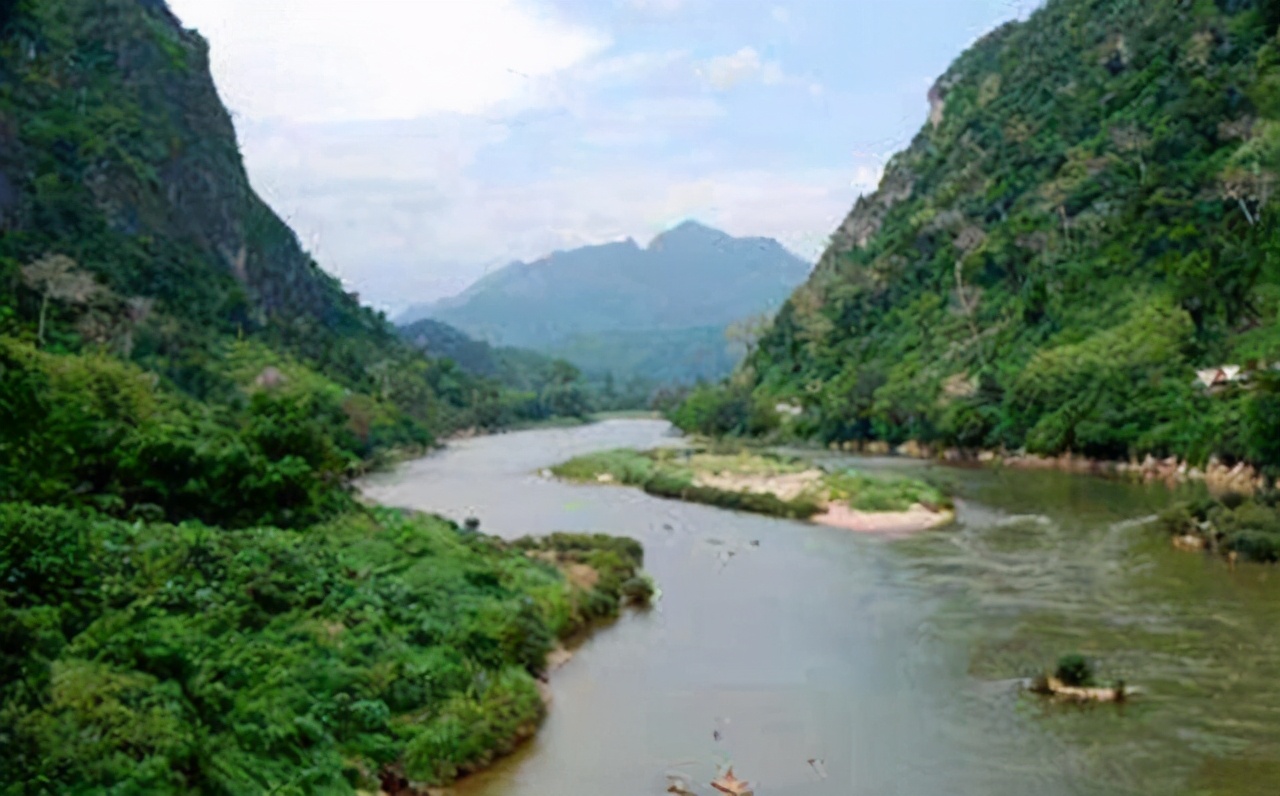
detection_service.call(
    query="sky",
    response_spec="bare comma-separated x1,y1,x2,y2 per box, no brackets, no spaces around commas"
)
166,0,1039,314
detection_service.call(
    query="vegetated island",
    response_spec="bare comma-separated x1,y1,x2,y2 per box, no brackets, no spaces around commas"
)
551,447,954,533
1157,489,1280,564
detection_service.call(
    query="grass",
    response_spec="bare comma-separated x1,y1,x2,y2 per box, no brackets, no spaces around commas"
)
550,449,657,485
825,471,951,513
551,446,951,520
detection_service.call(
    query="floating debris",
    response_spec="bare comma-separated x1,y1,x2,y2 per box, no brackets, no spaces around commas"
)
711,767,754,795
807,758,828,779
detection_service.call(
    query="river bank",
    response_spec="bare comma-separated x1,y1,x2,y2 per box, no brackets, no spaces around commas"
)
827,438,1275,494
360,419,1280,796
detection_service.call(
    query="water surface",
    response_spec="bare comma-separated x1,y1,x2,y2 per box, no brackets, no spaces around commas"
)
359,420,1280,796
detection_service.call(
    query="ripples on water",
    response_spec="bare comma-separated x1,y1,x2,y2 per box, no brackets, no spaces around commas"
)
886,463,1280,796
362,422,1280,796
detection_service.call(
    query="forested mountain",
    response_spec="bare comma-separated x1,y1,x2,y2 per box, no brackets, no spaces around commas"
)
680,0,1280,471
398,220,811,383
0,0,565,520
0,2,634,790
398,318,598,418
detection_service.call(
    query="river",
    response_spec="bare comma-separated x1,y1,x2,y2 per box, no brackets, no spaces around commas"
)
358,419,1280,796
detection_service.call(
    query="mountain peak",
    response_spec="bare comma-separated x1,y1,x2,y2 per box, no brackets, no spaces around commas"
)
648,219,730,250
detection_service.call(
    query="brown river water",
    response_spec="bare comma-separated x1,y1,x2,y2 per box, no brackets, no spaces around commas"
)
358,419,1280,796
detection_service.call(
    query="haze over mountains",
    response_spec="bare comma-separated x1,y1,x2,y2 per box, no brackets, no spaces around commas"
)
397,220,812,383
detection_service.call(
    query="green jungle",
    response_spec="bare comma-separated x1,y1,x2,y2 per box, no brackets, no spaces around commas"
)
0,0,645,792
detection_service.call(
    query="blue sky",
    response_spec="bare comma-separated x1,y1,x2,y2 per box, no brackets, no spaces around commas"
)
167,0,1039,312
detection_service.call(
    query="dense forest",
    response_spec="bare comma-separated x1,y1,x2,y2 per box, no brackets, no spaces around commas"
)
398,318,654,415
0,1,643,791
676,0,1280,475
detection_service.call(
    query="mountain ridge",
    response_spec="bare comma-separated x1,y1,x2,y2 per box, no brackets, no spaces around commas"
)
678,0,1280,473
395,221,811,383
396,222,810,330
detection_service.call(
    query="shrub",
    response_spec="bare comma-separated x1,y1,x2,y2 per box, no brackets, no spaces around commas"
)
1054,654,1095,687
620,575,655,606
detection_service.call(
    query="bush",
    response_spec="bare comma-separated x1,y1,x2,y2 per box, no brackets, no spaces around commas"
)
827,470,950,512
620,575,655,606
0,508,646,792
549,449,655,485
1055,654,1095,687
641,476,822,519
669,382,779,438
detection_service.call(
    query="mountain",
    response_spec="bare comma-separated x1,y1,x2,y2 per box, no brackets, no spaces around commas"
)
397,221,812,382
680,0,1280,470
0,0,560,456
1,1,633,792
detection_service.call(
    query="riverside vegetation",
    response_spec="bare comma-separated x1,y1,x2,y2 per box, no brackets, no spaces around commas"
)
672,0,1280,483
552,446,954,530
0,1,647,791
1157,488,1280,562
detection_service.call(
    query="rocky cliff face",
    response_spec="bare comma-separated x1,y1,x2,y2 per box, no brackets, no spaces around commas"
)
0,0,383,368
748,0,1280,467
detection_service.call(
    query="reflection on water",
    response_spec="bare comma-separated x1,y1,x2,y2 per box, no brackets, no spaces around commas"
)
359,420,1280,796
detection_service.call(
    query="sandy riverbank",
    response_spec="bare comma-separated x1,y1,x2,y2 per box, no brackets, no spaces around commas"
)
813,502,955,534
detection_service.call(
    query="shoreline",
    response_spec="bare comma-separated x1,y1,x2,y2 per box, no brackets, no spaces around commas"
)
813,502,956,535
826,439,1276,495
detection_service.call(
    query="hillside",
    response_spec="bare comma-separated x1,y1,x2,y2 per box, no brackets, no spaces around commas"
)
398,220,812,383
0,0,563,500
0,3,638,790
681,0,1280,471
399,318,599,418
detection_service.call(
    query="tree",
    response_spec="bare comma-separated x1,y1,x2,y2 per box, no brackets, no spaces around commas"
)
1220,167,1275,226
725,312,773,362
19,255,101,347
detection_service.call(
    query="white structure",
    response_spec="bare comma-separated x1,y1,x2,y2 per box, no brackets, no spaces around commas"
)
1195,365,1243,389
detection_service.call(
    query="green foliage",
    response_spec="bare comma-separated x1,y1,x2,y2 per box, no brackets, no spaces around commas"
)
0,4,659,789
620,575,656,606
508,533,647,631
825,471,951,512
725,0,1280,469
641,476,823,519
668,381,780,438
550,448,657,484
550,447,946,521
400,319,605,419
0,506,644,791
1055,654,1095,687
1158,491,1280,563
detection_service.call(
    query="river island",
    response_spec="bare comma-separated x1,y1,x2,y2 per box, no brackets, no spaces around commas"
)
550,446,954,533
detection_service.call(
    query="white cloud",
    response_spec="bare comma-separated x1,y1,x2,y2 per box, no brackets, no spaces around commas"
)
167,0,609,123
771,6,791,24
573,49,691,86
699,47,786,91
627,0,687,14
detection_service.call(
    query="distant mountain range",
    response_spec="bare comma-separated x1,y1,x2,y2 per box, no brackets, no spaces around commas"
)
396,221,812,383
